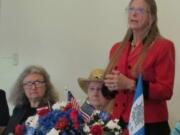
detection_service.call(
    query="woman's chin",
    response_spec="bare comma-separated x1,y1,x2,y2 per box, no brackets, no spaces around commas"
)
29,96,42,101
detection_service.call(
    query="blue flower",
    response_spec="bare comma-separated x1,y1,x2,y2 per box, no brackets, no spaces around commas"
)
99,111,110,121
22,102,88,135
24,126,36,135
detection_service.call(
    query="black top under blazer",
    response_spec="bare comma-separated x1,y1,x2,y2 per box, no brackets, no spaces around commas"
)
2,104,36,135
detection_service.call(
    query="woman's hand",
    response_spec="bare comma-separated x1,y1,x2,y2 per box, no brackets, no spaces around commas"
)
104,69,135,91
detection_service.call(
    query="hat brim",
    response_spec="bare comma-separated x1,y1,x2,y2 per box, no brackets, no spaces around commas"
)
78,78,103,94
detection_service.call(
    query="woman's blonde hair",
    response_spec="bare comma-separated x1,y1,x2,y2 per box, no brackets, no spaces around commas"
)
105,0,160,77
9,65,59,106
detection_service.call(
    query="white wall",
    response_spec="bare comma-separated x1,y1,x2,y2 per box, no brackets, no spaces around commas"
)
0,0,179,129
157,0,180,129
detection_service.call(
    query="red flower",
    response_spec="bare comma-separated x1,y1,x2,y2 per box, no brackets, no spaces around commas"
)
36,106,50,116
55,117,68,130
15,124,24,135
90,125,103,135
63,102,72,111
70,109,79,129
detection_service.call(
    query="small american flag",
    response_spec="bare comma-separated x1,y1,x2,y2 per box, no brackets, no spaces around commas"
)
67,91,91,122
67,91,80,110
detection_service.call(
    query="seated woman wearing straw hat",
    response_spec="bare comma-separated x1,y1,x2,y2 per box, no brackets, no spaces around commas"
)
78,69,110,120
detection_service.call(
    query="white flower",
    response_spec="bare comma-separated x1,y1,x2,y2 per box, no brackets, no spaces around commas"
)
93,121,103,126
92,110,100,115
52,101,67,110
46,128,60,135
99,119,104,125
83,124,90,133
105,119,121,130
115,131,120,135
25,115,39,128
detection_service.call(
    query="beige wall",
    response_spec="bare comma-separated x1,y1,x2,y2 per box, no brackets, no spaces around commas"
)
0,0,179,129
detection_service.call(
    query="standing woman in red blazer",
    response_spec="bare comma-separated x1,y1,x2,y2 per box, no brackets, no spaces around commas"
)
104,0,175,135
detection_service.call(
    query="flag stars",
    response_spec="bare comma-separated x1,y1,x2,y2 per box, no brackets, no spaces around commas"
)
132,102,144,126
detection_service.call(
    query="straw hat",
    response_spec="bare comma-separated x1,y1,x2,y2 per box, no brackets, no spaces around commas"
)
78,68,104,93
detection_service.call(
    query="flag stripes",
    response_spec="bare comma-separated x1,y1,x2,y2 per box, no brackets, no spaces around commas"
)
67,91,91,122
79,108,91,122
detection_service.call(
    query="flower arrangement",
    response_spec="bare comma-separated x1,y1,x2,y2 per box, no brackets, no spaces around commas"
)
83,110,122,135
15,101,122,135
17,102,85,135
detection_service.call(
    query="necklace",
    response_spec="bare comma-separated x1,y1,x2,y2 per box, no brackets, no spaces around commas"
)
131,41,136,48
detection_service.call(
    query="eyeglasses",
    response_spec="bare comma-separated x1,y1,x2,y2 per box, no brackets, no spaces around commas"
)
23,80,45,89
127,7,148,15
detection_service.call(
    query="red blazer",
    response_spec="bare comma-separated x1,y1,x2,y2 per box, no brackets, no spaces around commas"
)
110,37,175,123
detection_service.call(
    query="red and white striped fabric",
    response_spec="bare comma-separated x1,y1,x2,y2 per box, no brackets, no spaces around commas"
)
67,91,91,122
